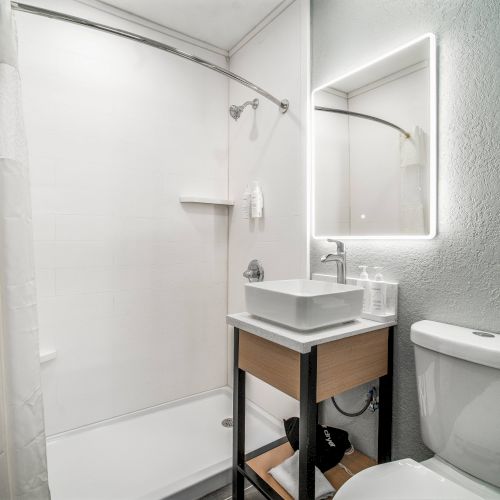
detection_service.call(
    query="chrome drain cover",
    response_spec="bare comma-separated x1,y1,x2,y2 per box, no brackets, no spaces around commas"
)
221,418,233,428
473,331,495,338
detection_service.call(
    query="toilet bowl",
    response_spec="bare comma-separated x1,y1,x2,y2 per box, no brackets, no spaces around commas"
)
335,320,500,500
335,457,500,499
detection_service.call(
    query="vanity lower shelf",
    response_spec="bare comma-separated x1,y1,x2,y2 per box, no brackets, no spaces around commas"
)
244,438,377,499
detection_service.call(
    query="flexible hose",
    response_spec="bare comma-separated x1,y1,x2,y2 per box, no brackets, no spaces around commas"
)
331,387,376,417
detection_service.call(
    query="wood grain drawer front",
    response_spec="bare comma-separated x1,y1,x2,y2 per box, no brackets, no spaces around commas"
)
238,328,389,402
239,330,300,399
317,328,389,402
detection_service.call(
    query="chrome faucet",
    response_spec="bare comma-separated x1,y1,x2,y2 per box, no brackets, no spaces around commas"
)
320,239,346,284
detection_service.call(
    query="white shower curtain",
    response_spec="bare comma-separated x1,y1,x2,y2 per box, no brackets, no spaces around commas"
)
0,1,50,498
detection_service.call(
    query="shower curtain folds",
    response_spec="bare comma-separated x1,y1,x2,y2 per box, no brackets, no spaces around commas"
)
0,0,50,498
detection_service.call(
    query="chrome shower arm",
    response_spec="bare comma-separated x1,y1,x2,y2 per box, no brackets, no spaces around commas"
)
229,98,259,120
240,99,259,111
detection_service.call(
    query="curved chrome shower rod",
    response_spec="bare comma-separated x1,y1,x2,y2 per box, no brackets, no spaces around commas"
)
315,106,410,138
11,1,289,114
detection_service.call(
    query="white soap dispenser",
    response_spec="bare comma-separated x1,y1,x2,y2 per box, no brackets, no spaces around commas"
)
370,267,386,315
357,265,371,313
250,181,264,218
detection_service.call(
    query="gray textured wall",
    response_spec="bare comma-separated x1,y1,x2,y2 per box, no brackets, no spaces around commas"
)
311,0,500,461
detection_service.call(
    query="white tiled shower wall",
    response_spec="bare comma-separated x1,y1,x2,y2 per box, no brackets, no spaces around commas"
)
227,0,309,419
19,0,309,435
18,0,229,435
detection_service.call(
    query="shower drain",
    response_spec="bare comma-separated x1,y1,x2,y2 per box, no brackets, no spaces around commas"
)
221,418,233,428
473,331,495,338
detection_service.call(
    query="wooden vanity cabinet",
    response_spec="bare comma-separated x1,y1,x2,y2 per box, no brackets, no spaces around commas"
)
231,324,394,500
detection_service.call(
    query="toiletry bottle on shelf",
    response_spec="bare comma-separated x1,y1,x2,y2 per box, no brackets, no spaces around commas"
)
357,265,371,313
250,181,263,218
370,267,386,315
241,184,251,219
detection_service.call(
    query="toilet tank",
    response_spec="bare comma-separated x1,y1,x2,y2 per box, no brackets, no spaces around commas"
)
411,320,500,488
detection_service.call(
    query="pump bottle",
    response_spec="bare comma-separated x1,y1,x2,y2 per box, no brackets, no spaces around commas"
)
370,267,386,314
250,181,263,218
357,265,371,312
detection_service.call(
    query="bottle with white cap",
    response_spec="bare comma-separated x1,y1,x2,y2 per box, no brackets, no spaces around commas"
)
356,265,371,313
370,267,386,314
250,181,264,218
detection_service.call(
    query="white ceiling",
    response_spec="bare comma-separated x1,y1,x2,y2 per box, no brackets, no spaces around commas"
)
328,37,430,94
98,0,285,51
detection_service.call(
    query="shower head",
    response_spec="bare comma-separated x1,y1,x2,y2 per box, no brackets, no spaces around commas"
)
229,105,241,120
229,98,259,121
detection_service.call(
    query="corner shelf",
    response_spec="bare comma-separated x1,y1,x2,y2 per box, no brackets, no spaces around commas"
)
244,439,376,499
40,349,57,364
179,196,234,206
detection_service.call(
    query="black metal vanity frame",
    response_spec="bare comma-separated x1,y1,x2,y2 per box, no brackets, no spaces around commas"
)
232,326,394,500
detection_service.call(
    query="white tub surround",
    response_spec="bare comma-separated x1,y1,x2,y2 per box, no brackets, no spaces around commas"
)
227,0,310,422
19,0,229,435
227,312,396,353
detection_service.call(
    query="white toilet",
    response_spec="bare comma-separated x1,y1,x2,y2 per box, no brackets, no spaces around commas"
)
335,320,500,500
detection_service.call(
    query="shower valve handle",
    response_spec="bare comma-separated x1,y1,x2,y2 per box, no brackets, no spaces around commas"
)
243,259,264,282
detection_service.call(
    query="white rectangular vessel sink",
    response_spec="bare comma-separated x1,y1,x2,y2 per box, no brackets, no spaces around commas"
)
245,279,363,331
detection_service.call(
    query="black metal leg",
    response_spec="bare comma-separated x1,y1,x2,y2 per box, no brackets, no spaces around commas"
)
233,328,246,499
378,326,394,463
299,347,317,500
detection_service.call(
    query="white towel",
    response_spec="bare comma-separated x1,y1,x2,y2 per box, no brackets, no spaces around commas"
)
268,451,335,500
399,126,425,168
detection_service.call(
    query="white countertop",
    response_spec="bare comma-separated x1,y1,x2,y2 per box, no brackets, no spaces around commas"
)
226,312,396,353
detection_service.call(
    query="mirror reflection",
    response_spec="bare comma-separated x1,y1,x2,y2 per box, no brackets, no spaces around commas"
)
312,34,436,238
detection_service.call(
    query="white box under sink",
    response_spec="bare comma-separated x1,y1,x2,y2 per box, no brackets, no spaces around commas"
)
245,279,363,331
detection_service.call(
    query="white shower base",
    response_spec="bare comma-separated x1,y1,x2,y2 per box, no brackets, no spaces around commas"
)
47,387,283,500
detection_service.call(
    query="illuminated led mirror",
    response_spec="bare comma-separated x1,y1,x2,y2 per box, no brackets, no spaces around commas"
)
312,34,437,239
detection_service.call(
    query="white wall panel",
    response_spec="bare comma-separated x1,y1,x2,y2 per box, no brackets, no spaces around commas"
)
227,0,309,420
17,0,229,434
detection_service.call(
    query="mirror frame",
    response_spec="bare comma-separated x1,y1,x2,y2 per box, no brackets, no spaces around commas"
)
310,33,437,240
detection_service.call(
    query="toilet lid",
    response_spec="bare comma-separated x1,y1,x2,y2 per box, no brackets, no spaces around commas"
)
334,459,484,500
